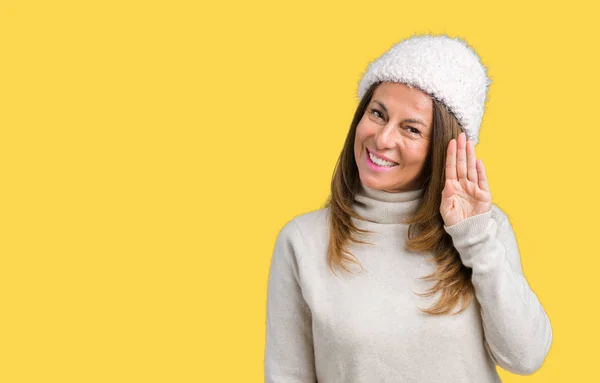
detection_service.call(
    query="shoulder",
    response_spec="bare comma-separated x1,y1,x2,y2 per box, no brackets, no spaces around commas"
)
273,207,330,263
287,207,331,250
292,207,330,230
276,207,330,242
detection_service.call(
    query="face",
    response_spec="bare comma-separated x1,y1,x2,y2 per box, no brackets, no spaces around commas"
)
354,82,433,193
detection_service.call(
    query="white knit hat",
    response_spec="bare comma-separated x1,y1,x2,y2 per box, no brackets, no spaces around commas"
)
357,34,492,145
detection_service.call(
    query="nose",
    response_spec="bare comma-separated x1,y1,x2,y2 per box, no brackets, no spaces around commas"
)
374,122,398,150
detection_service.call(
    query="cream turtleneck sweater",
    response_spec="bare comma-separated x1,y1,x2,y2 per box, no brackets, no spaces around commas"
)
264,181,552,383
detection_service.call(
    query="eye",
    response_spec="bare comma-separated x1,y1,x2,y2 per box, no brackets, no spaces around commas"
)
370,108,384,119
407,126,421,135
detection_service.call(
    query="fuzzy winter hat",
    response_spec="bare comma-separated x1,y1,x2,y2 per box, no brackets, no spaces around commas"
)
357,34,492,145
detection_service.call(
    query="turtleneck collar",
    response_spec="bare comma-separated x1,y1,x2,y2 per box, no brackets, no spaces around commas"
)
352,180,423,224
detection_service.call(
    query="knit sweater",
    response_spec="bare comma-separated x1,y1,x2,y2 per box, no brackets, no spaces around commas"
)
264,181,552,383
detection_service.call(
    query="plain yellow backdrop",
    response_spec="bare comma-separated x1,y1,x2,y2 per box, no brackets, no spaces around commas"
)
1,0,598,381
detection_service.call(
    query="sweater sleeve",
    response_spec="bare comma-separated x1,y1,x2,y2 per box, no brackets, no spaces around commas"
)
264,219,317,383
443,206,553,375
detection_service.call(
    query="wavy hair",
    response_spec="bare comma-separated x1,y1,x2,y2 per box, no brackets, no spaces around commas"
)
321,81,474,316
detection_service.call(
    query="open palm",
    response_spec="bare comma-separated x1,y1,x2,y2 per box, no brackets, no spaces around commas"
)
441,132,492,227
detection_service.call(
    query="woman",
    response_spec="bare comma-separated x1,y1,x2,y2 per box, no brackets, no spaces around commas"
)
264,34,552,382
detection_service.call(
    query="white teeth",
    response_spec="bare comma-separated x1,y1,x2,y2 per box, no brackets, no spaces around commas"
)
369,151,397,167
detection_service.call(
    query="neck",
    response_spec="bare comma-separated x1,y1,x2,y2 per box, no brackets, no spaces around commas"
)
352,180,423,224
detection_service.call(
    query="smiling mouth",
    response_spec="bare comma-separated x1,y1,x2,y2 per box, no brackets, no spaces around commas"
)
367,148,399,165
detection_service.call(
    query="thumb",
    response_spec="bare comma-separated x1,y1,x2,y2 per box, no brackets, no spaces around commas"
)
442,178,454,199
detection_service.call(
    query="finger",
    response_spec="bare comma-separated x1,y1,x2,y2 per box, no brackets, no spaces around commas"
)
477,159,490,192
466,138,478,184
445,138,457,181
456,132,467,180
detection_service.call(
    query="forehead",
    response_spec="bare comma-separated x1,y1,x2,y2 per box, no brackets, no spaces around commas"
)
372,82,433,115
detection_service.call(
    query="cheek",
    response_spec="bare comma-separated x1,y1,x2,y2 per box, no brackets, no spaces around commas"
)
405,146,429,165
354,124,366,146
355,121,373,142
353,136,363,160
403,140,422,150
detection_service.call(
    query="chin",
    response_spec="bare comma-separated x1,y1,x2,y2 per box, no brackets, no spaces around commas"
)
360,174,388,190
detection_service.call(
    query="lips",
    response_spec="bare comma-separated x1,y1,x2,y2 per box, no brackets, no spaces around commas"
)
367,148,398,164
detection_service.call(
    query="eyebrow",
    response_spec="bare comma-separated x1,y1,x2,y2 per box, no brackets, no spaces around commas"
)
372,100,427,127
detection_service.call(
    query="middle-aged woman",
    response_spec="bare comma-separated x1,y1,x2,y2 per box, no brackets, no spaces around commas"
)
265,34,553,383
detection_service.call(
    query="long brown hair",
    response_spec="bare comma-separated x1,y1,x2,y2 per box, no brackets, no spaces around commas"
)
321,81,473,316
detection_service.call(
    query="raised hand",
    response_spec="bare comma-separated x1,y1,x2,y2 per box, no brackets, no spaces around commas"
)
441,132,492,227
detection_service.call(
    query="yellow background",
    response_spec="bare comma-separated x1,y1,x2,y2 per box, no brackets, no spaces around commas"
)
1,0,597,381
